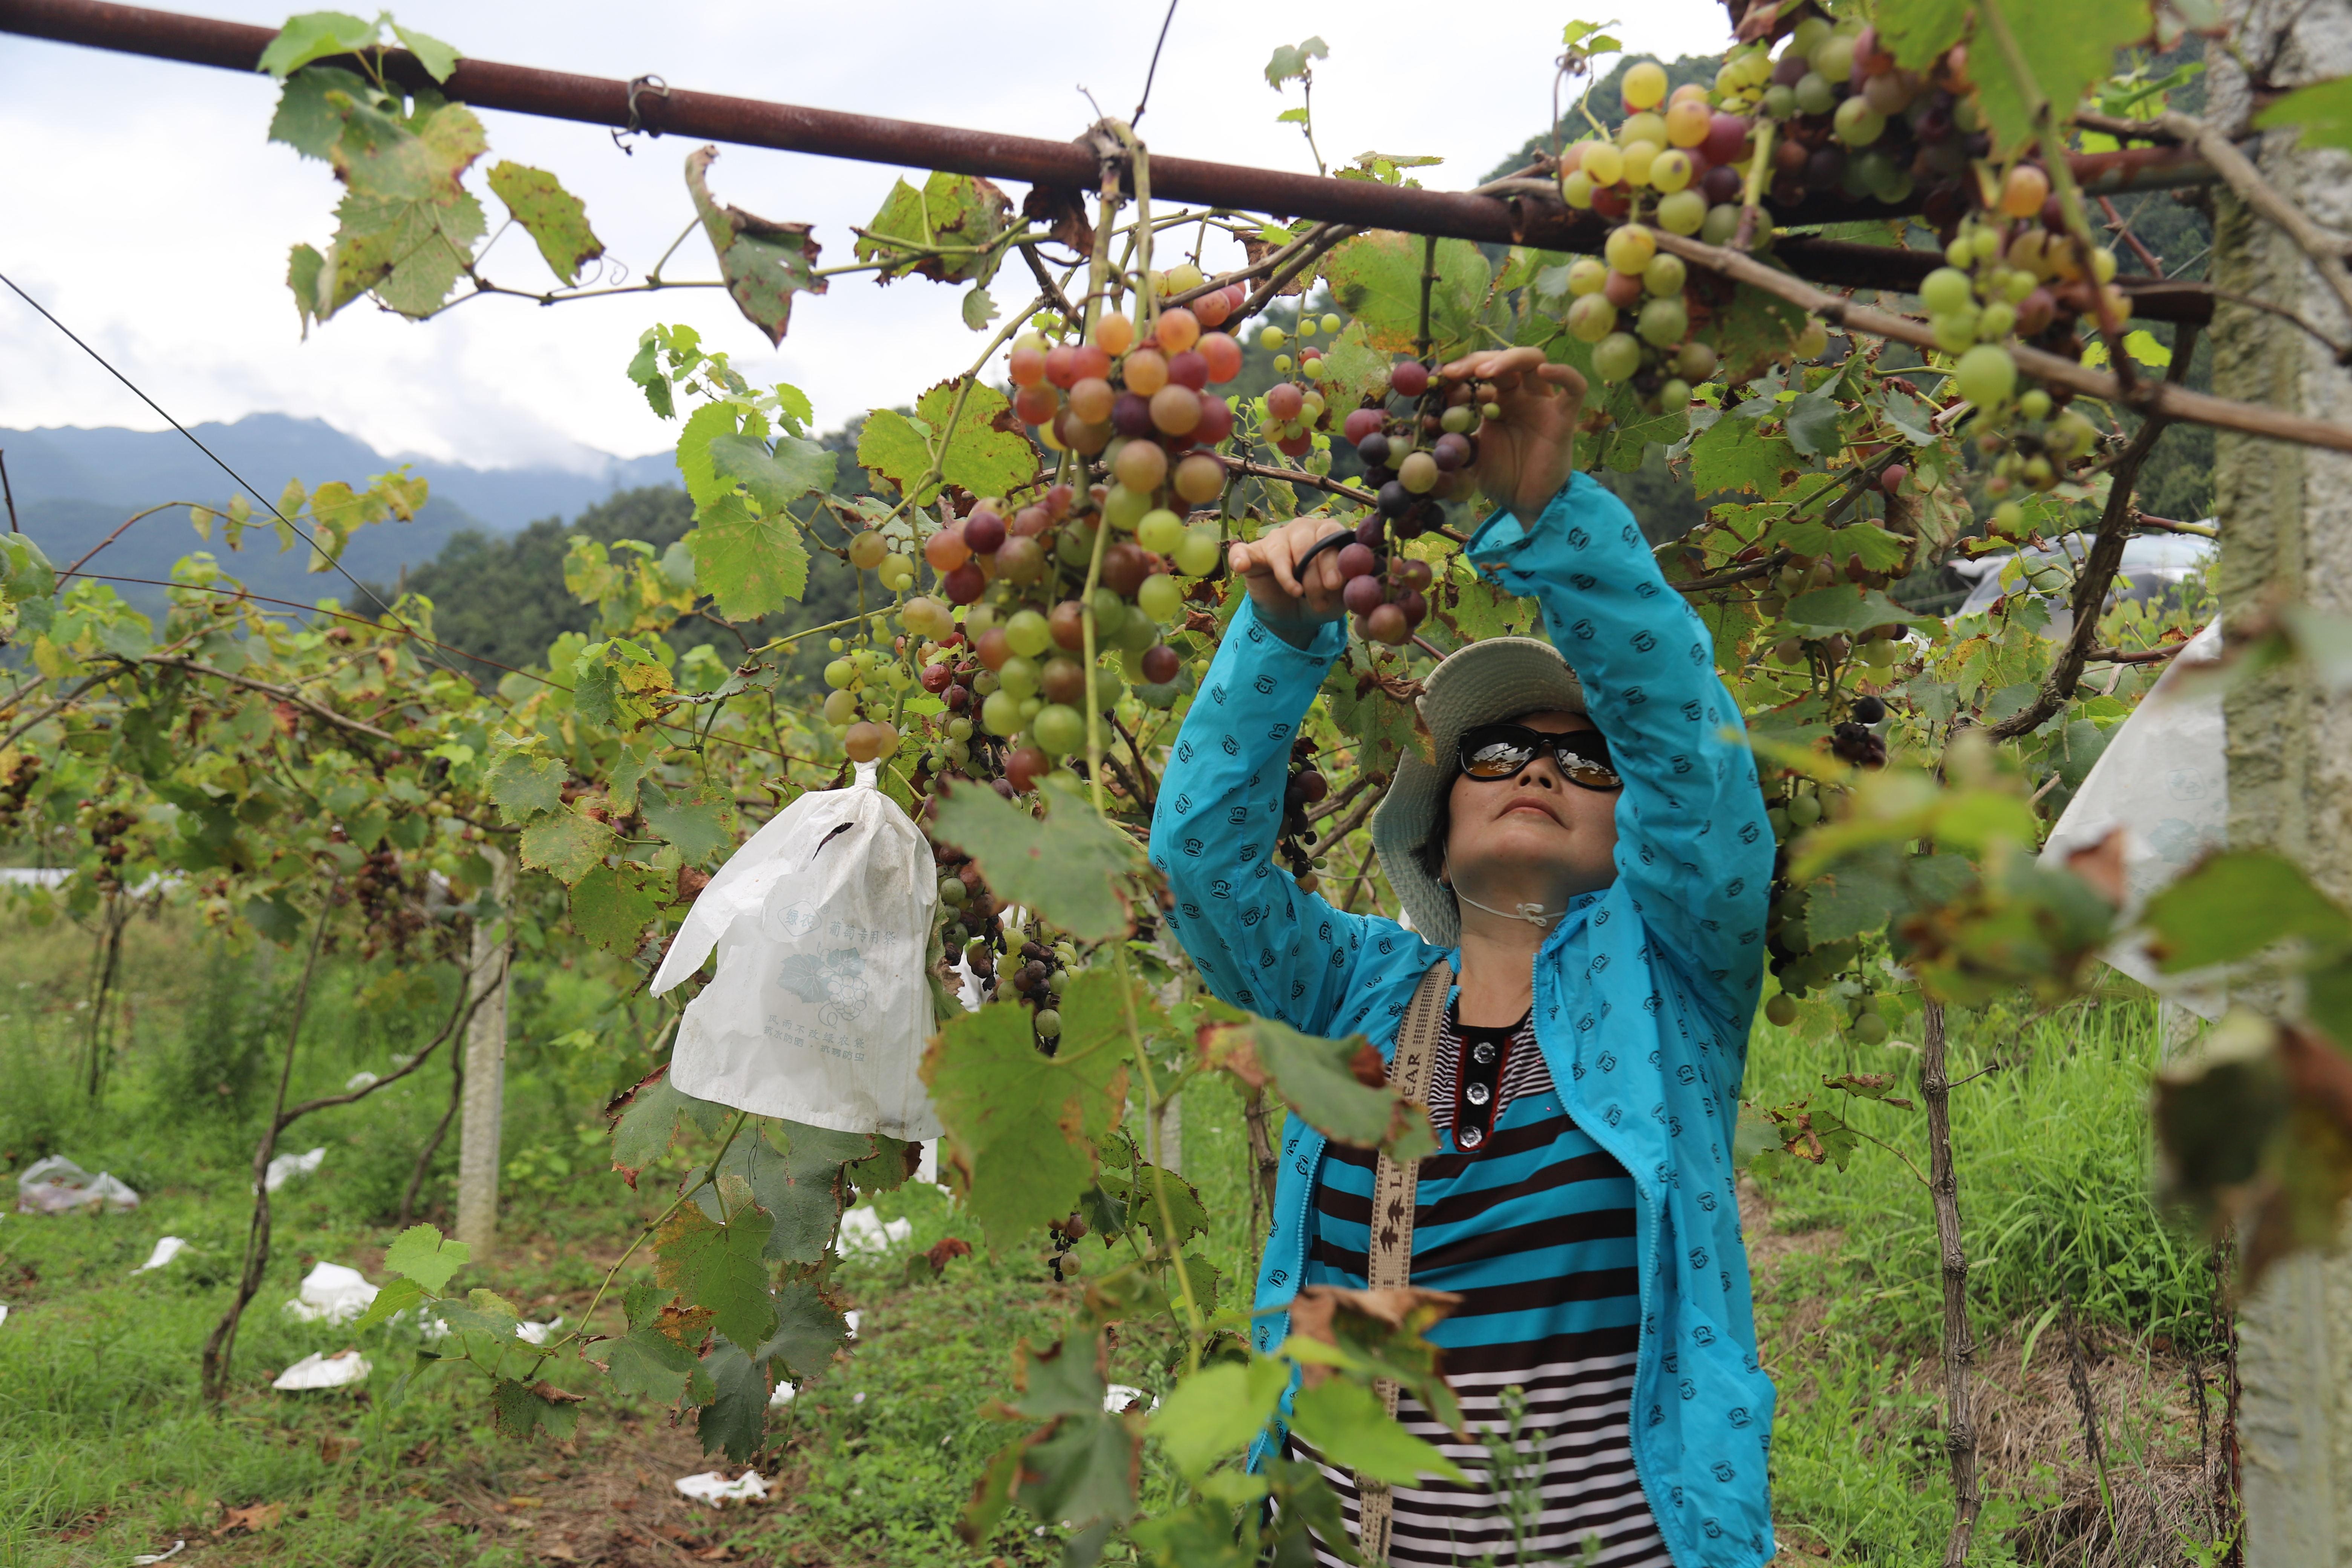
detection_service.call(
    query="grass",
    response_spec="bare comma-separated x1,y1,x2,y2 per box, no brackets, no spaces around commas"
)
0,901,2230,1564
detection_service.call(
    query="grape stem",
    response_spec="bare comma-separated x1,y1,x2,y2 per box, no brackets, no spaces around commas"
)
1733,118,1778,253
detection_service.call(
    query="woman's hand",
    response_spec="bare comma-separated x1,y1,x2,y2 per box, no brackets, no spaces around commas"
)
1437,346,1588,522
1228,514,1355,645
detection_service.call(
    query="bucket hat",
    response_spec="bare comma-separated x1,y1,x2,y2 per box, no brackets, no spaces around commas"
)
1367,636,1586,947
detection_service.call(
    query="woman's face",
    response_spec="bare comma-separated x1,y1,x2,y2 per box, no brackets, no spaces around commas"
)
1442,709,1622,906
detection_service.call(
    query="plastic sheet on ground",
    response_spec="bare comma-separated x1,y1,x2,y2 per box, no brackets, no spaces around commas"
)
768,1380,797,1408
1104,1383,1159,1413
131,1540,185,1565
838,1205,913,1254
284,1262,378,1324
263,1146,326,1192
844,1309,862,1339
273,1348,372,1390
344,1071,379,1092
132,1236,188,1274
674,1470,767,1507
2041,618,2226,1015
0,1303,10,1326
15,1156,141,1214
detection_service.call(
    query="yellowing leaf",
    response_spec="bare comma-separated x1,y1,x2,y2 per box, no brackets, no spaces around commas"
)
487,162,605,286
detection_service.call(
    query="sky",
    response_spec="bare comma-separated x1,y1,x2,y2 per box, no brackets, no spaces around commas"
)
0,0,1730,473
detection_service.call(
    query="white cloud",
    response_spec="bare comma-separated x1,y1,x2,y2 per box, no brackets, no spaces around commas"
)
0,0,1727,469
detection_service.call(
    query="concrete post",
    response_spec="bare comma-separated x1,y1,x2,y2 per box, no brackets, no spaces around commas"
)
455,847,513,1256
2206,6,2352,1559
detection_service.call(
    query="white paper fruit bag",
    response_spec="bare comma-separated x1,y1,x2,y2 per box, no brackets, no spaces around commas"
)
651,760,942,1139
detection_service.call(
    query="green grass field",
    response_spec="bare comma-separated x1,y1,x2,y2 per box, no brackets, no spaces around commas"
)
0,905,2231,1565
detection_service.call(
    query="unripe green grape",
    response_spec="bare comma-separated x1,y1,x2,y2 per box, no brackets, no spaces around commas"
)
1399,451,1440,493
1659,377,1693,407
1440,404,1475,433
1991,499,2025,535
1954,343,2018,407
1567,292,1619,343
824,657,855,690
1006,608,1053,657
1674,339,1719,381
1794,72,1836,116
1174,526,1222,577
1833,97,1885,146
1715,62,1744,95
1259,326,1286,351
1090,587,1128,640
1637,296,1689,346
1701,203,1742,245
1973,227,2006,264
1297,317,1318,338
1592,332,1642,384
1273,354,1293,374
947,715,974,741
1482,401,1503,420
2051,410,2098,458
827,635,845,652
2001,268,2039,303
2018,388,2053,421
1301,357,1327,381
1019,695,1042,722
1104,484,1151,532
1762,83,1797,119
1619,110,1668,148
1137,573,1184,623
1815,33,1856,82
1658,188,1708,235
1931,309,1980,354
1032,703,1086,757
1945,237,1972,268
1643,254,1687,297
1792,320,1829,360
1321,313,1343,333
945,738,971,766
1137,508,1185,554
823,689,859,725
998,655,1040,700
972,669,1000,696
1561,169,1597,208
1566,257,1608,296
1115,612,1158,652
1978,300,2017,339
1605,223,1657,275
1790,16,1830,55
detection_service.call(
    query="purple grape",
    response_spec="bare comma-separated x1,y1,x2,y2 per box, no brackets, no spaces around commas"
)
1701,165,1743,205
1112,394,1155,438
1395,588,1428,628
1355,517,1386,546
1357,431,1391,467
1805,146,1846,189
1336,542,1378,579
1432,432,1473,472
1343,575,1386,616
1377,481,1411,517
1772,53,1809,86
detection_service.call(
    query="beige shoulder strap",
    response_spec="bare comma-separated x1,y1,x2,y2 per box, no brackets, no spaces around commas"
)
1355,960,1452,1563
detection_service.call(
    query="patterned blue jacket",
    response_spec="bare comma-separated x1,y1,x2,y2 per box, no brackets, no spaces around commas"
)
1148,473,1777,1568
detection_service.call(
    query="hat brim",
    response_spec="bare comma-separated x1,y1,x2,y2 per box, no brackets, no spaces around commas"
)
1369,637,1586,947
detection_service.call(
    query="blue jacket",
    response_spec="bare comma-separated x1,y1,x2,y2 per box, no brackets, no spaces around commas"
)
1149,474,1777,1567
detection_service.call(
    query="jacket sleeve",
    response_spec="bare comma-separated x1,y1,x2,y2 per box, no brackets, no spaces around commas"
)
1148,598,1406,1037
1466,472,1773,1035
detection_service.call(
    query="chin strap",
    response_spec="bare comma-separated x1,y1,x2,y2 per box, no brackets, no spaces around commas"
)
1452,890,1564,928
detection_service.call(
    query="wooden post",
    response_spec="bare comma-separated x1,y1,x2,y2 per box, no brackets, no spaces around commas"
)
454,847,512,1256
2206,7,2352,1559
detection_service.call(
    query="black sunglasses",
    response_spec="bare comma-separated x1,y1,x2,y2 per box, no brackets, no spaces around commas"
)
1456,722,1623,792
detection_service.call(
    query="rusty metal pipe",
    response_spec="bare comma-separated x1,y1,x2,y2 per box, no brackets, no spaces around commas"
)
0,0,2216,265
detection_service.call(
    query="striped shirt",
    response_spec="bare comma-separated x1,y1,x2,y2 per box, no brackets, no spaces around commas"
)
1287,1006,1671,1568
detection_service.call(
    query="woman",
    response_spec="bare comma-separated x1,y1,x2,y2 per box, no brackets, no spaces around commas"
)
1149,347,1775,1567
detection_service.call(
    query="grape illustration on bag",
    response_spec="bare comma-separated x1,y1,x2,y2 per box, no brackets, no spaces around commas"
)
652,760,941,1139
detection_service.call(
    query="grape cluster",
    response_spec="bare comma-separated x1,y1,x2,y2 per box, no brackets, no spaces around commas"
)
1276,740,1330,892
1254,310,1350,474
72,798,140,896
0,753,40,830
352,844,428,958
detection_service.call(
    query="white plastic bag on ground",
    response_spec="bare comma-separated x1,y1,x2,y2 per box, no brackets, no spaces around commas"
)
2042,618,2227,1014
263,1146,325,1192
284,1262,378,1324
15,1156,140,1214
839,1205,913,1254
132,1236,188,1274
675,1470,767,1507
273,1349,371,1390
652,760,942,1139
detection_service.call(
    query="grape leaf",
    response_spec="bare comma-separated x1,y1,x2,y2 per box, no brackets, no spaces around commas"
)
1784,585,1937,634
696,1336,772,1460
520,810,616,885
1689,416,1798,497
1149,1356,1292,1479
483,747,562,821
686,145,827,345
1313,322,1395,410
654,1206,778,1350
1197,1010,1436,1159
1710,282,1810,383
2256,75,2352,152
569,862,665,954
598,1315,703,1404
268,65,378,160
1783,391,1846,458
1970,0,2154,156
1807,850,1906,942
1320,232,1491,360
708,431,836,513
490,1377,584,1441
699,1120,872,1263
855,171,1012,285
2141,850,2352,972
927,774,1141,940
686,494,811,621
572,638,675,729
1265,36,1329,87
1291,1376,1465,1485
1601,406,1690,472
320,97,488,321
606,1065,731,1186
257,11,378,78
859,381,1036,506
1321,655,1426,779
963,284,998,330
639,779,738,865
383,1223,471,1293
486,162,604,286
351,1274,424,1332
1017,1411,1143,1532
922,974,1135,1249
755,1278,851,1379
386,21,458,83
1877,0,1971,70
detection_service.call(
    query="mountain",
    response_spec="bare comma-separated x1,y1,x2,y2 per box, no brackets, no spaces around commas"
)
4,413,680,623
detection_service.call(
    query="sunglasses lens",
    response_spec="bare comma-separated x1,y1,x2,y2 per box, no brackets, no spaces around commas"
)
1461,730,1535,778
